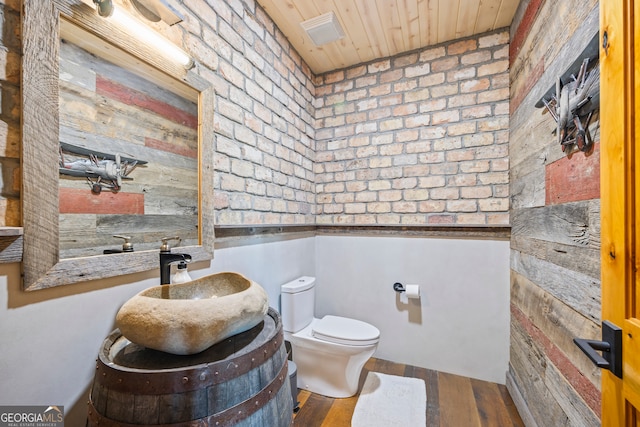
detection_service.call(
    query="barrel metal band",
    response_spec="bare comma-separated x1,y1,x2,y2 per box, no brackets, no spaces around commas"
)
205,357,290,426
96,326,284,394
86,358,291,427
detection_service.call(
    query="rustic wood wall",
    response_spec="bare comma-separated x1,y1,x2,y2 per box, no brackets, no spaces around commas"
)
58,39,198,257
0,0,21,229
508,0,601,425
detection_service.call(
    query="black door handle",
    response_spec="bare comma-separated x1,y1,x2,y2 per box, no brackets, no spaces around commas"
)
573,338,611,367
573,320,622,378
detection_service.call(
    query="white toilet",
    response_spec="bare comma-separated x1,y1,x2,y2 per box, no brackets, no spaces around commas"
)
280,276,380,398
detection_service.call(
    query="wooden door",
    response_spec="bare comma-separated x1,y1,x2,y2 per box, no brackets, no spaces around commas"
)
600,0,640,425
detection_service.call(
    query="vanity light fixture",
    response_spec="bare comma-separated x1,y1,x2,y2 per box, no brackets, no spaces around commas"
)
92,0,194,69
93,0,114,17
130,0,184,26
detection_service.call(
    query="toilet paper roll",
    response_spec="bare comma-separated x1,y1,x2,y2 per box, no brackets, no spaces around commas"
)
405,284,420,299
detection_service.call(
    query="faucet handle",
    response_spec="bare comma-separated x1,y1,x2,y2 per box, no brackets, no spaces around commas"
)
113,235,133,252
160,236,181,252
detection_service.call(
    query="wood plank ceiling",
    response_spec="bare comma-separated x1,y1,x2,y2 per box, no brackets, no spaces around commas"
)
256,0,520,75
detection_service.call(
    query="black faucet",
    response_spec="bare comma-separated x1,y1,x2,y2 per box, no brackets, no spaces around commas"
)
159,237,191,285
159,252,192,284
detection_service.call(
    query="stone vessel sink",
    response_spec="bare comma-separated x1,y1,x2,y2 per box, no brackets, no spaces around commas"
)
115,272,269,355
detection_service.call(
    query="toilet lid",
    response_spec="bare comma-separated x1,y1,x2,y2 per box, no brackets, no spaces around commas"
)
312,315,380,346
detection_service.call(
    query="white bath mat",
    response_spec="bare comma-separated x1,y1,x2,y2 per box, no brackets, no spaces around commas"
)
351,372,426,427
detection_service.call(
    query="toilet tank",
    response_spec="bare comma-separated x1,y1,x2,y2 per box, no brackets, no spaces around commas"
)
281,276,316,333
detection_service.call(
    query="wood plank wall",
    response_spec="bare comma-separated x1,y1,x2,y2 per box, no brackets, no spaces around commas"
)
0,1,21,229
58,38,199,257
508,0,601,425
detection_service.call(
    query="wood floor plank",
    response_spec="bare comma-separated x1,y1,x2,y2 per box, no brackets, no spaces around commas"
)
320,395,358,427
405,365,440,427
372,357,406,376
292,391,334,426
363,357,377,371
425,369,440,427
471,378,519,426
438,371,482,427
293,358,524,426
499,384,526,427
295,389,311,410
358,358,376,389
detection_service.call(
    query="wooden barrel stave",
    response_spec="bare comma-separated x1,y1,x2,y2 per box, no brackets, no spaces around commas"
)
87,308,292,426
234,373,292,427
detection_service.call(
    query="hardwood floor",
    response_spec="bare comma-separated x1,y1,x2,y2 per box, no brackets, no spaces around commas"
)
292,357,524,426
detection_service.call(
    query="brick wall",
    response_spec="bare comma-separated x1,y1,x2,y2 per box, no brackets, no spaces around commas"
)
2,0,512,229
2,0,319,227
178,0,317,225
314,30,510,225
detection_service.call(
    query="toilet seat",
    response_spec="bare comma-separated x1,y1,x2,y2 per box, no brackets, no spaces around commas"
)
312,315,380,346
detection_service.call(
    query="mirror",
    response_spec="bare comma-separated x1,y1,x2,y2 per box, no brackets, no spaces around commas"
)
58,25,199,258
22,0,215,290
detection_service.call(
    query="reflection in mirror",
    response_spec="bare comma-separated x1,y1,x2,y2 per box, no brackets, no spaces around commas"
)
58,35,198,258
22,0,215,290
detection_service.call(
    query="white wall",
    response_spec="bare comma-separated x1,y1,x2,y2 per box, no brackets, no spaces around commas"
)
0,234,508,425
315,235,510,384
0,237,315,425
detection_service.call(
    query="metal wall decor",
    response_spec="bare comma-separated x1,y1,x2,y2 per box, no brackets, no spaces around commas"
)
536,33,600,154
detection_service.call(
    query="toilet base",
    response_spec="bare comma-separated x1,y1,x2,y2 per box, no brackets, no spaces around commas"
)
289,337,377,398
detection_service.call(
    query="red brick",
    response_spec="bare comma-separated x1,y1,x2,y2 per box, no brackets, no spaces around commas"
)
347,66,367,79
461,78,491,93
447,39,477,55
428,214,455,224
324,70,344,84
432,57,459,72
393,104,418,116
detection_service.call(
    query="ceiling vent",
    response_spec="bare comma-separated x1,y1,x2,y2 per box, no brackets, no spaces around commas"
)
300,12,345,46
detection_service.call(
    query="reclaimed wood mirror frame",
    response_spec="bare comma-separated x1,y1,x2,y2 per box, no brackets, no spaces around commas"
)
22,0,215,291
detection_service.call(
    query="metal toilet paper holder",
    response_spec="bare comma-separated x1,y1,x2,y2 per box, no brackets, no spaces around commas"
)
392,282,406,293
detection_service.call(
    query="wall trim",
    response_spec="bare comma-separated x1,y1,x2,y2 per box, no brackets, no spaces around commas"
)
214,225,316,249
214,224,511,249
0,225,510,260
506,368,538,427
316,224,510,240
